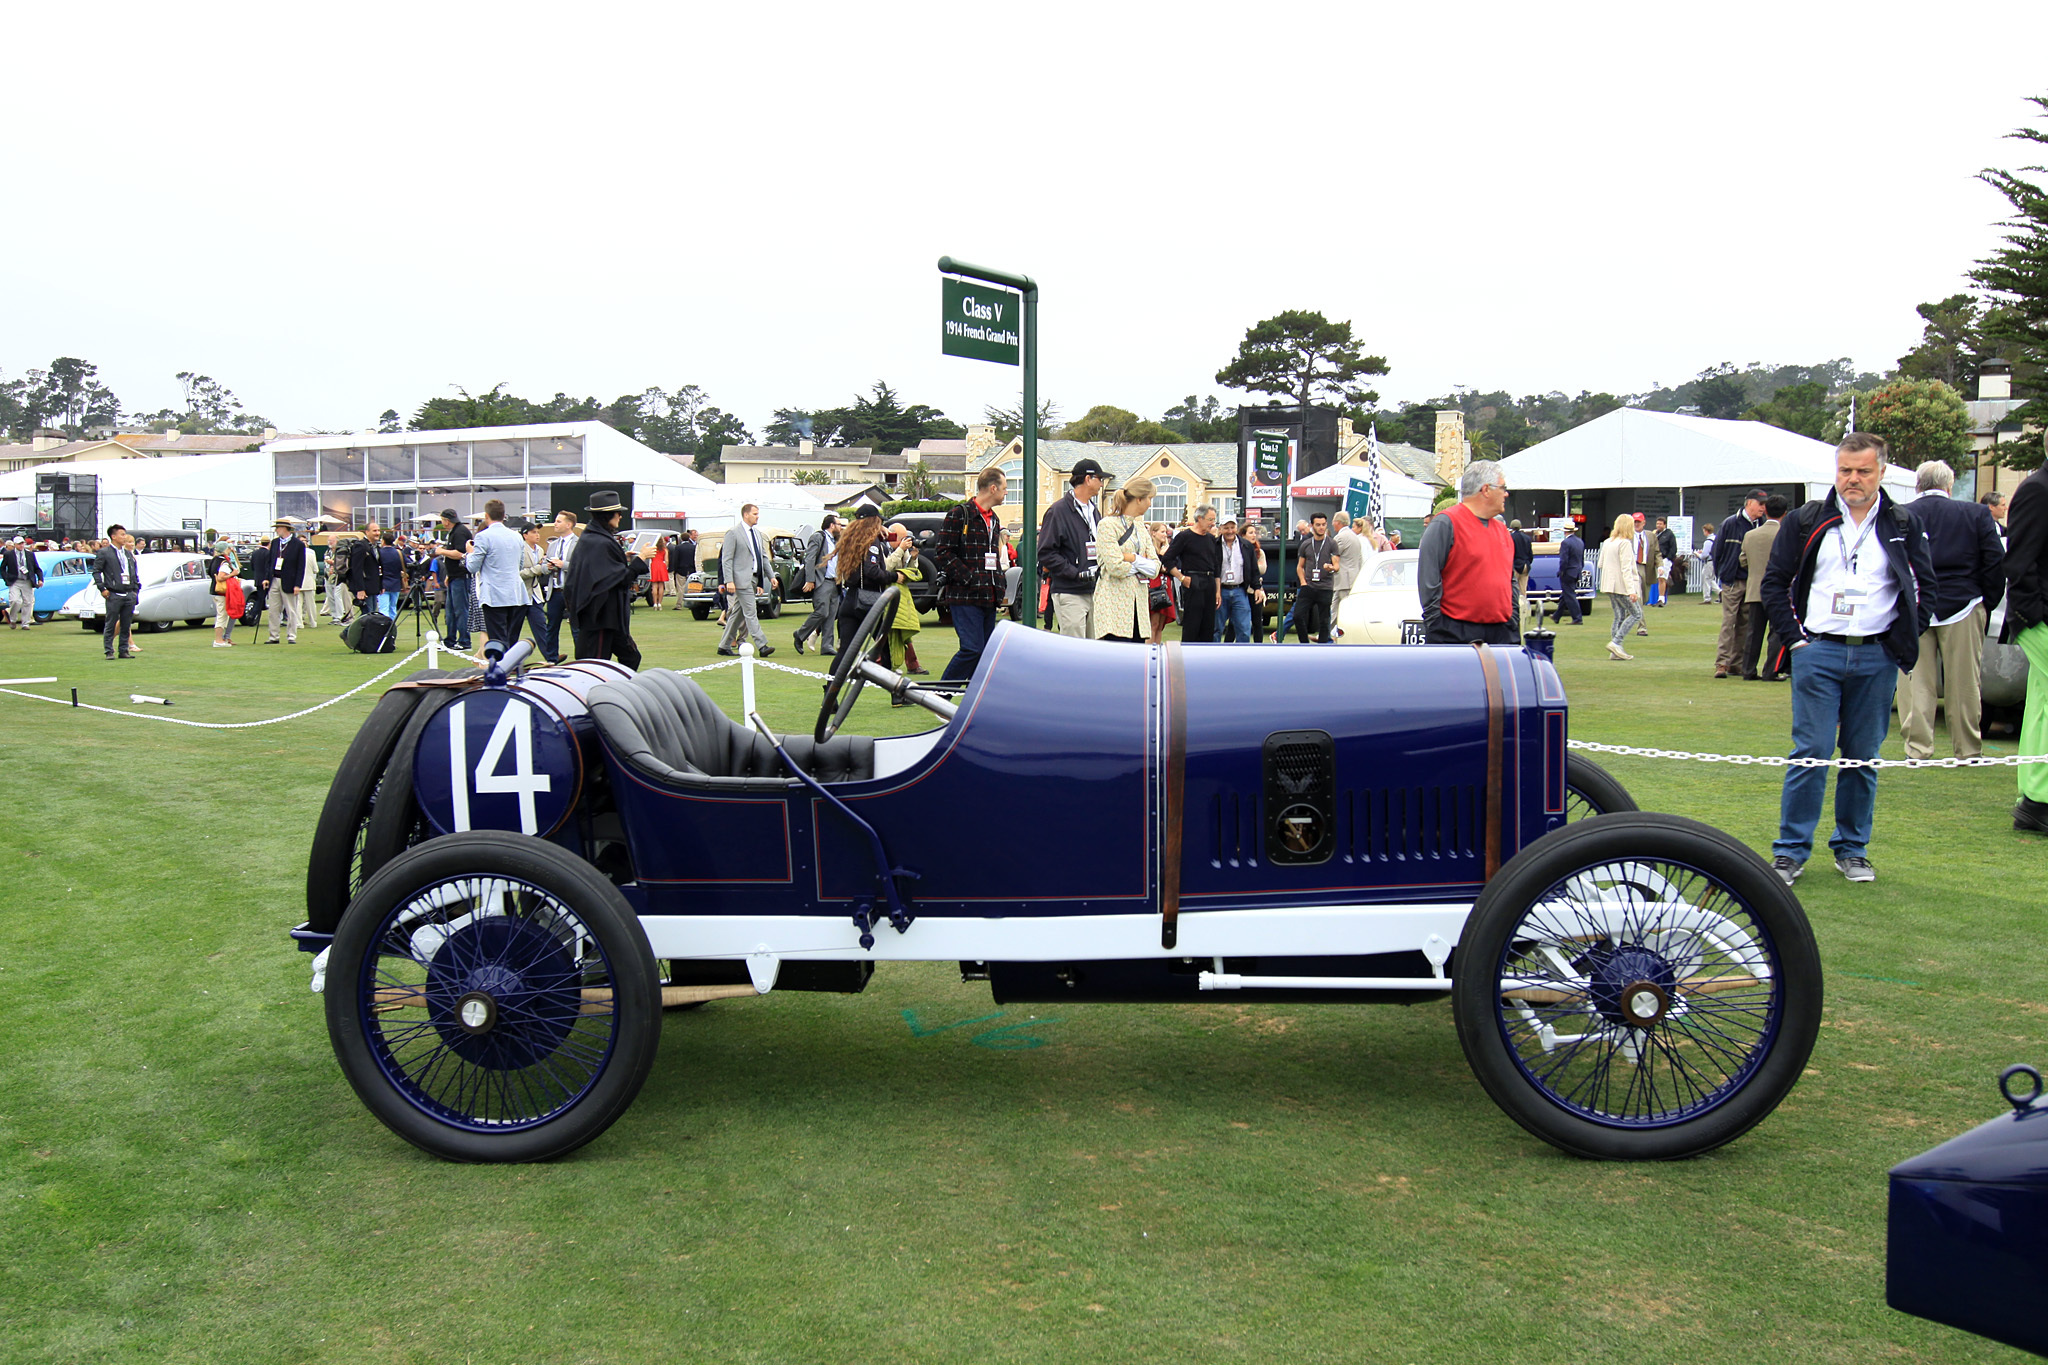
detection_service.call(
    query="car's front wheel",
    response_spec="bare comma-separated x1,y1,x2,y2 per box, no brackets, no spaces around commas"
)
325,831,662,1163
1453,813,1820,1160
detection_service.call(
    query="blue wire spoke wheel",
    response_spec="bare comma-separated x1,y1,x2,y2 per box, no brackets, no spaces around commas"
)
326,831,661,1162
1454,813,1821,1160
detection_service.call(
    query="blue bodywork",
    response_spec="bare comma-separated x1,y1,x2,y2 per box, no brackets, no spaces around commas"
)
31,550,93,616
443,625,1570,925
1526,551,1593,607
1887,1069,2048,1357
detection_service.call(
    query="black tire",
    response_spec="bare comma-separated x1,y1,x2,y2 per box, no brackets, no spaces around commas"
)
760,592,782,620
186,617,207,628
689,605,709,621
1565,754,1637,822
1453,812,1821,1160
303,670,453,934
356,683,470,884
324,831,662,1162
81,617,98,632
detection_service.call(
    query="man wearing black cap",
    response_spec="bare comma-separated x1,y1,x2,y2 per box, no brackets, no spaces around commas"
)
562,490,641,669
1039,457,1107,637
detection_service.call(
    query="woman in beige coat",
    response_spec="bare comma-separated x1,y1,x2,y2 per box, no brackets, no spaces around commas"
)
1596,513,1643,660
1093,477,1157,641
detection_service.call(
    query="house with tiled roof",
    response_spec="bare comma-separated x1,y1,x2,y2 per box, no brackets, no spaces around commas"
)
0,427,284,475
720,434,976,496
972,434,1244,531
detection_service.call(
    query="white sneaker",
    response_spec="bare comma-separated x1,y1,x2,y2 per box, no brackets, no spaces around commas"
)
1606,640,1627,659
213,640,232,648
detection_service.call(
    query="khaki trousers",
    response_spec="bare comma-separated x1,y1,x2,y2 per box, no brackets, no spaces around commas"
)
1053,592,1094,639
266,582,301,641
1715,588,1749,673
1899,605,1987,759
2019,622,2048,804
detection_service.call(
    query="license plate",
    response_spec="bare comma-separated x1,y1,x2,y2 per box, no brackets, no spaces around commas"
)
1399,619,1426,646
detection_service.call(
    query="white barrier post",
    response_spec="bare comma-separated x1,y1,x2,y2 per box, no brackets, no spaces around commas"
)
739,639,756,719
426,629,440,670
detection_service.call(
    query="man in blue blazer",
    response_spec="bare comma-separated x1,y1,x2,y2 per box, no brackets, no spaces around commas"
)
260,518,308,644
1900,461,2005,759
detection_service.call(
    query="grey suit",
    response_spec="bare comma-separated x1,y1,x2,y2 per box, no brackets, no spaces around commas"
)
718,524,773,651
794,528,838,653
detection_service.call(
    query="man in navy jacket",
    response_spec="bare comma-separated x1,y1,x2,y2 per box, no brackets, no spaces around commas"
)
1900,460,2004,760
259,518,307,644
1759,435,1935,884
1549,527,1585,625
1712,490,1767,676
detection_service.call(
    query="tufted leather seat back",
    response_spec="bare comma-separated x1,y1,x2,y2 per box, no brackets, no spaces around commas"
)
587,670,873,789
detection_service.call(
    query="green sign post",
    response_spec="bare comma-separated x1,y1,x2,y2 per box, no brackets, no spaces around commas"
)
1255,432,1291,639
941,277,1021,365
938,256,1039,627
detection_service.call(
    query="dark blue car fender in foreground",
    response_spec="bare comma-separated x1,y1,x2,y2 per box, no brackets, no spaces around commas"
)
1888,1064,2048,1357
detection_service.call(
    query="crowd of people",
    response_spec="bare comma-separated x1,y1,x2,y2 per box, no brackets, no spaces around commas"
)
9,438,2044,864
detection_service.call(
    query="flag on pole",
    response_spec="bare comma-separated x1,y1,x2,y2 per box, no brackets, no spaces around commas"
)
1363,422,1386,530
1846,396,1856,434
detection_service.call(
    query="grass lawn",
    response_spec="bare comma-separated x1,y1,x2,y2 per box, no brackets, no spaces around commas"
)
0,597,2040,1364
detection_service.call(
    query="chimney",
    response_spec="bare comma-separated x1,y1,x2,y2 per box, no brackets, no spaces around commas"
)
1979,359,2012,402
30,428,66,452
964,423,1000,466
263,428,278,441
1435,411,1467,486
799,438,814,457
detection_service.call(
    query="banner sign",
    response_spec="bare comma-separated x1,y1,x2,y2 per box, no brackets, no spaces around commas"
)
1248,434,1296,509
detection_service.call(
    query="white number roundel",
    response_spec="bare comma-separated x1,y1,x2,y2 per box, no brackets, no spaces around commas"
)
413,690,580,837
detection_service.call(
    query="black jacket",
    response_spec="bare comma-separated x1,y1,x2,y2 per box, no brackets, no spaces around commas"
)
1218,536,1262,590
1714,511,1759,585
1760,489,1936,671
1,547,41,589
93,544,143,596
2003,466,2048,640
1905,491,2004,623
265,536,307,593
564,527,636,634
1037,492,1099,595
1510,528,1533,573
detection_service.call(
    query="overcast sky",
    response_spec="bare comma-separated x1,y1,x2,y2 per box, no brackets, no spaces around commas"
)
7,1,2046,438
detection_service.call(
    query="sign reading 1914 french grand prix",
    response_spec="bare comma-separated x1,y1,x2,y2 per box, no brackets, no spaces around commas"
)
941,277,1021,365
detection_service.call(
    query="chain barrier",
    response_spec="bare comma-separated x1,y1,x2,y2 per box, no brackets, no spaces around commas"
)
0,645,434,730
1568,738,2048,770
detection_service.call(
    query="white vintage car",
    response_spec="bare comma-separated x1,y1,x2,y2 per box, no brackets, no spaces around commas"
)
1332,550,1426,646
62,552,258,632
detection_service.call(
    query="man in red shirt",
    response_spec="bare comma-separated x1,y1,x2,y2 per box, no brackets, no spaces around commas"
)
1418,460,1518,644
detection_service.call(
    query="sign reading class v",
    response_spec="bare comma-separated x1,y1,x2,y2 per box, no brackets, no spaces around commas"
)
941,276,1021,365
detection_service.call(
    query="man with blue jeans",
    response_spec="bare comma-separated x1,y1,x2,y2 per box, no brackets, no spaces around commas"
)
932,469,1007,681
1217,518,1263,642
1759,433,1934,884
434,509,474,650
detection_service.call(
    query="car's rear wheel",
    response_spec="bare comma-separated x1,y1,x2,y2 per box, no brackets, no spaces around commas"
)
689,605,709,620
186,617,207,628
304,671,456,934
1565,754,1637,822
760,592,782,620
1453,813,1820,1160
325,831,661,1162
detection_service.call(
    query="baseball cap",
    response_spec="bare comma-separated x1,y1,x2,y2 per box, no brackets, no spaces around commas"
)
1069,458,1109,485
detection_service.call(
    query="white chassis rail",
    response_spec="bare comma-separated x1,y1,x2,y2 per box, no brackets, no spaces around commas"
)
641,904,1470,994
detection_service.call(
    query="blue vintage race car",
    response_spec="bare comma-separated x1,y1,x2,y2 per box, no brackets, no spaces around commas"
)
1888,1064,2048,1357
292,589,1821,1164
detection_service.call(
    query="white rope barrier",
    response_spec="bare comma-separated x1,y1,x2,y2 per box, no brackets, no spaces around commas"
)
1569,738,2048,770
0,646,434,730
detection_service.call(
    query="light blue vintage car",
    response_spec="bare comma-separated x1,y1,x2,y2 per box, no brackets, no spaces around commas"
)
30,550,93,621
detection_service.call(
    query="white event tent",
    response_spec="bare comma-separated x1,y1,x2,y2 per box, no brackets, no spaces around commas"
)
0,450,276,536
1498,408,1914,543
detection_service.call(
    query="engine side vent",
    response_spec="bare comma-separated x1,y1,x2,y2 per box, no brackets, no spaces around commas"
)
1353,784,1480,862
1263,730,1335,864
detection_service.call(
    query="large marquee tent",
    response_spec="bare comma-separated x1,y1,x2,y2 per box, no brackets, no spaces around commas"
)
1498,408,1914,545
